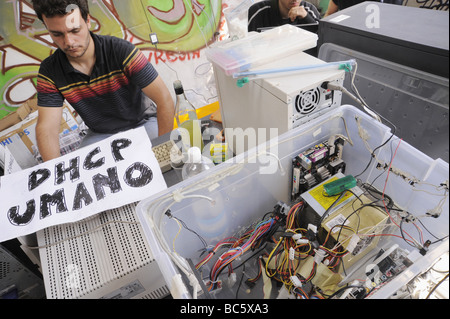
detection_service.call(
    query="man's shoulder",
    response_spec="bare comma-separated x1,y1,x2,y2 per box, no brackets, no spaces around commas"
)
252,0,272,7
94,33,133,49
300,1,321,16
249,0,272,11
300,1,319,9
40,49,63,72
248,0,274,20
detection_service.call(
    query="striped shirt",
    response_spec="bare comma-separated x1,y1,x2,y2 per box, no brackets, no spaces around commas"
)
37,32,158,133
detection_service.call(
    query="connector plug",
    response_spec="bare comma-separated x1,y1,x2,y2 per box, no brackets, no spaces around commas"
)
426,207,442,218
290,275,303,288
296,238,309,245
236,77,249,87
327,82,343,91
274,201,290,215
289,247,296,261
227,273,237,288
149,33,159,45
314,249,327,264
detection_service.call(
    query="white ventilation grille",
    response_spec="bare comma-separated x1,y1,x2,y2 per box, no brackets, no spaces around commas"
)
142,286,171,299
295,88,321,115
37,203,169,299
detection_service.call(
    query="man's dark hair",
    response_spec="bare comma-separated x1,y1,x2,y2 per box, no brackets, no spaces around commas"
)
32,0,90,22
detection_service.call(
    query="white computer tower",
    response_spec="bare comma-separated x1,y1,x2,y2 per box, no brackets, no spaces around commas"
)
212,52,345,154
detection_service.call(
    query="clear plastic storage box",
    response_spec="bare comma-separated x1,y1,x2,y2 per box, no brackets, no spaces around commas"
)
205,24,318,76
136,105,449,299
318,43,449,163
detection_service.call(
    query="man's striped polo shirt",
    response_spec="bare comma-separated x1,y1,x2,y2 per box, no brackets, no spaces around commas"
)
37,32,158,133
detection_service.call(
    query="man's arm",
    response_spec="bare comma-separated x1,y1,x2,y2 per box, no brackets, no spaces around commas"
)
324,0,338,17
141,75,175,136
289,4,320,23
288,6,308,21
36,106,63,162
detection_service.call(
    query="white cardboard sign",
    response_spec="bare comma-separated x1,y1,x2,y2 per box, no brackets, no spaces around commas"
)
0,126,167,242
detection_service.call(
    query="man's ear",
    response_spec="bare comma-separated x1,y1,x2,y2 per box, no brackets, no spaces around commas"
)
86,14,91,29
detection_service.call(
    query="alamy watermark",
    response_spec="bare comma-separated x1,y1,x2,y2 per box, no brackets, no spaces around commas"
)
65,264,81,289
169,121,280,175
365,4,380,29
65,4,81,29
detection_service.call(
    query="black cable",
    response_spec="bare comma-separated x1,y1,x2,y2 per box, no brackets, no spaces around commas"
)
332,61,399,181
319,188,376,241
294,201,305,228
337,70,398,180
322,188,364,205
417,218,446,243
140,0,153,32
355,132,395,179
353,111,397,179
341,257,347,277
208,217,276,289
166,211,208,249
361,182,395,210
235,264,246,299
361,137,395,192
399,218,419,248
233,244,267,270
431,235,449,245
334,203,370,243
319,190,349,226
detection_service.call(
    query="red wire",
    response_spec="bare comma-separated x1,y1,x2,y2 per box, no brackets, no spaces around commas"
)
365,233,415,244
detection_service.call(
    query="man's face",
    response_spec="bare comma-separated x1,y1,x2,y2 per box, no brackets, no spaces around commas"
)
279,0,301,11
43,7,91,59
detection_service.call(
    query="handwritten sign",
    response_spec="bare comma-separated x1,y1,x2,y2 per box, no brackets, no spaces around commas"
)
0,126,167,242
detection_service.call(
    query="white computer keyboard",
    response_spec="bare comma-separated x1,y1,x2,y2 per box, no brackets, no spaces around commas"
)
152,139,175,173
152,139,185,173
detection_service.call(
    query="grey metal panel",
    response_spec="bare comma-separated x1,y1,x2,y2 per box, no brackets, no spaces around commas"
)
0,244,45,299
318,2,449,78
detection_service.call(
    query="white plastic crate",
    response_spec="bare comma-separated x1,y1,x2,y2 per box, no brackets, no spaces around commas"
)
136,105,449,299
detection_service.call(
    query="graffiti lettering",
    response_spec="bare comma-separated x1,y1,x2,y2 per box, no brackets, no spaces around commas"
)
415,0,449,10
147,50,201,65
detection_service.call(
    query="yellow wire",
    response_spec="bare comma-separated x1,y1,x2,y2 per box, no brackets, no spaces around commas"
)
172,218,183,254
265,237,283,278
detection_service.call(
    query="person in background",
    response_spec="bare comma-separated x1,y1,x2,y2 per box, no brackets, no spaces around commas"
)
31,0,174,162
324,0,403,17
248,0,321,33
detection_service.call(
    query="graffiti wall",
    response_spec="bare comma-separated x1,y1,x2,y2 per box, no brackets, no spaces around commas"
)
403,0,449,10
0,0,234,120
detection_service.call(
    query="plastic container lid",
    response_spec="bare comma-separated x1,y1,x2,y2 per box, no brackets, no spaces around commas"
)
206,24,318,76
